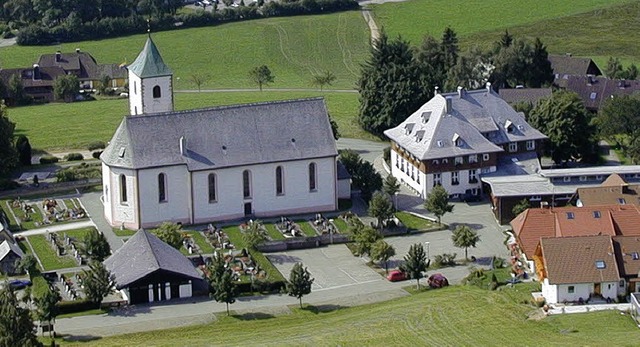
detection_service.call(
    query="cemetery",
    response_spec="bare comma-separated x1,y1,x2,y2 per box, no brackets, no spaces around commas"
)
24,227,99,271
3,197,88,230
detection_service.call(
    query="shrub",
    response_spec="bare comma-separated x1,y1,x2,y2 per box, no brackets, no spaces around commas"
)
87,141,106,151
0,179,20,191
56,168,77,182
433,253,457,268
64,153,84,161
56,299,98,314
39,155,59,164
383,146,391,165
92,151,103,159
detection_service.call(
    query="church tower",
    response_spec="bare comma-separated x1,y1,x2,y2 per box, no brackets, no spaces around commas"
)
127,36,174,115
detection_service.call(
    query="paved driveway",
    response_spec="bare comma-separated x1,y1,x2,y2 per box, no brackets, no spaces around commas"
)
266,245,382,291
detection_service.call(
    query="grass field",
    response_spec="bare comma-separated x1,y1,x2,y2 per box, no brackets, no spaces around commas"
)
395,211,438,231
295,220,318,237
27,235,78,271
0,12,368,90
264,223,286,241
6,90,366,152
64,283,640,346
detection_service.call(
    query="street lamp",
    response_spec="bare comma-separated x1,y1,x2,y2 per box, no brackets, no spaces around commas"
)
394,192,399,212
424,241,430,261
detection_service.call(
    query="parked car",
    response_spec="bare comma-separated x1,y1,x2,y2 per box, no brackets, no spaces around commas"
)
386,270,408,282
427,273,449,289
8,279,32,290
462,193,482,203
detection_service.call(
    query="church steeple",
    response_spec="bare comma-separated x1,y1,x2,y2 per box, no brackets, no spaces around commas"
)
127,36,174,115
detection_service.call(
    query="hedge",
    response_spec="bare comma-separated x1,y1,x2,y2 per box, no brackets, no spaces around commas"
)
39,155,59,164
87,141,106,151
56,299,98,314
17,0,359,45
63,153,84,161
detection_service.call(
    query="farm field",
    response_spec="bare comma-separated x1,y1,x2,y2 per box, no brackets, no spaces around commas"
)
65,283,640,346
7,90,366,152
0,12,369,90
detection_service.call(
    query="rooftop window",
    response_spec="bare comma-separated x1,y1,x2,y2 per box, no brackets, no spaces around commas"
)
618,198,626,205
590,92,597,100
593,211,601,218
595,260,606,269
566,212,575,219
633,252,639,260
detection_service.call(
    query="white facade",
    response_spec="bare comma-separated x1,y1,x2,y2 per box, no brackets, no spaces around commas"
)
128,73,173,115
337,178,351,199
103,158,337,229
542,279,619,304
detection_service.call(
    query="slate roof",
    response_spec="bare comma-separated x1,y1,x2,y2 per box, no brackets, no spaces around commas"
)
540,235,619,284
539,165,640,178
548,54,602,76
0,240,24,262
555,75,640,111
101,98,338,170
337,161,351,180
127,37,172,78
0,67,66,88
498,88,552,105
612,236,640,278
384,88,547,160
511,205,640,257
104,229,201,289
38,51,103,80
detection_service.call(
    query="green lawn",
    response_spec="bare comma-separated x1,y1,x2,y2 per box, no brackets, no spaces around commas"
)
295,220,318,237
180,230,215,255
332,217,349,233
59,227,94,241
6,90,367,152
65,283,640,346
27,235,78,271
0,12,368,90
371,0,635,45
395,211,438,231
264,223,285,241
112,228,137,237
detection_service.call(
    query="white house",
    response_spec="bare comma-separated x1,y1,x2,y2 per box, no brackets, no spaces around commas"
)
101,37,340,229
536,235,621,304
383,84,547,199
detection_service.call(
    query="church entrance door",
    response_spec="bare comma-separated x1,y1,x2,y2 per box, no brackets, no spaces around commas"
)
244,202,252,216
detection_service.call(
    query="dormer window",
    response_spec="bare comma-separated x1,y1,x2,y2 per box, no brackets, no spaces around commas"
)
566,212,575,219
590,92,597,100
505,119,514,133
593,211,601,218
452,133,462,147
437,140,444,148
415,130,425,142
421,111,431,123
404,123,415,135
595,260,606,269
454,157,463,165
618,198,626,205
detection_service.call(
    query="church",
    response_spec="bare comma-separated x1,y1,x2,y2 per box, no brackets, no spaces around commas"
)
101,37,341,229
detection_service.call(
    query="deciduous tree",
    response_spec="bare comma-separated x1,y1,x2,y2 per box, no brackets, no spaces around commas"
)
15,135,31,166
511,198,531,218
14,254,39,279
370,239,395,274
0,104,18,176
242,220,267,251
382,175,400,202
351,224,381,257
53,74,79,102
153,222,184,250
368,191,394,231
310,70,336,91
0,285,41,346
286,262,314,308
83,228,111,261
190,73,210,92
33,286,61,338
81,260,116,307
249,65,274,91
208,267,237,315
401,243,427,290
451,224,480,261
424,185,453,225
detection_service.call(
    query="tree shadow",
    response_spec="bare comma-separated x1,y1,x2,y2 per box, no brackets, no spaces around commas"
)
60,334,102,342
265,254,302,265
302,304,345,314
108,304,152,317
386,259,404,269
231,312,275,320
448,222,484,230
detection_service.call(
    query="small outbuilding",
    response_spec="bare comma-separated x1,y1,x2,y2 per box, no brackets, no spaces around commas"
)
0,240,24,275
104,229,205,304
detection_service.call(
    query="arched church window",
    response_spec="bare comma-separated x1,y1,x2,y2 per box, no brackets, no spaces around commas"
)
153,85,161,98
120,174,127,203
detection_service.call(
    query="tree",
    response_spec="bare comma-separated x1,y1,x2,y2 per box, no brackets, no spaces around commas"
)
153,222,184,250
8,73,26,105
446,46,494,91
441,27,459,71
358,31,426,136
415,35,446,92
97,74,112,95
328,114,340,140
286,263,314,308
310,70,336,91
15,135,31,166
598,95,640,153
33,286,61,338
249,65,274,91
0,285,41,346
498,29,513,48
368,191,394,230
53,74,79,102
623,64,639,80
370,239,395,274
242,220,267,251
83,228,111,261
338,150,382,202
351,224,381,257
529,90,599,164
0,104,18,177
605,57,623,79
190,73,210,92
424,185,453,225
511,198,530,217
526,37,554,88
81,260,116,307
401,243,427,290
451,224,480,261
383,175,401,207
209,267,237,315
14,254,39,279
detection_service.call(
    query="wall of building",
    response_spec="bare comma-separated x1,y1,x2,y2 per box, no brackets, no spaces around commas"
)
556,283,592,303
103,164,138,229
337,178,351,199
128,74,143,115
102,163,113,225
542,278,559,304
138,165,191,227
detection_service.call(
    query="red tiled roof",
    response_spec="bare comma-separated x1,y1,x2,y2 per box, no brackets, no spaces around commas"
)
612,236,640,277
541,235,619,284
602,173,627,187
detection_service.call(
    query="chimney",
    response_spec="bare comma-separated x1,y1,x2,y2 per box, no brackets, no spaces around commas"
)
75,48,80,53
434,86,440,96
32,64,40,80
55,51,61,62
179,136,186,156
457,86,464,98
445,96,452,114
486,82,492,94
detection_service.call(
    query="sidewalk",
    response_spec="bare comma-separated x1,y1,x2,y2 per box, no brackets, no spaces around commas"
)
14,220,95,237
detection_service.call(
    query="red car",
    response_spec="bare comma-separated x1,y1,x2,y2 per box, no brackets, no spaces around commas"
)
386,270,408,282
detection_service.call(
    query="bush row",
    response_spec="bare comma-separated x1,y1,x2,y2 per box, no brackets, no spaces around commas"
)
56,299,98,314
17,0,359,45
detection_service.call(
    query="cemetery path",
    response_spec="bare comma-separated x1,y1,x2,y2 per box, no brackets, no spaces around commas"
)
14,220,95,237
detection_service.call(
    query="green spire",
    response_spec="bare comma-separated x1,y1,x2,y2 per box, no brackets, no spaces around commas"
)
127,37,172,78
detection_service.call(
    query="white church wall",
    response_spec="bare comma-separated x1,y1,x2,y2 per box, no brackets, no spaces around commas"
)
141,76,173,114
107,166,139,229
128,74,143,115
102,163,113,225
138,165,191,228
